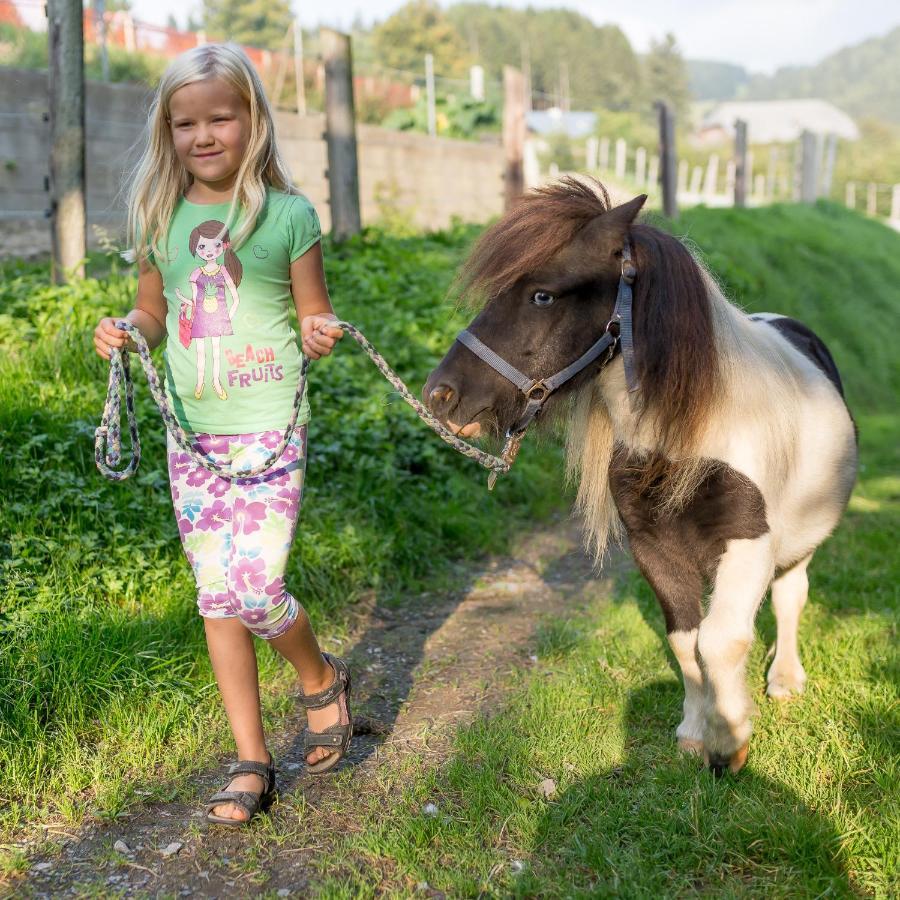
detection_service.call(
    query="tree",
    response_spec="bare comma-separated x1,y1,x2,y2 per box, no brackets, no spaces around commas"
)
641,33,690,121
372,1,471,79
201,0,293,51
444,3,643,111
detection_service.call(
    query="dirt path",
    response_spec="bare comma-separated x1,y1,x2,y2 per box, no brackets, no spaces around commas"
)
15,515,625,898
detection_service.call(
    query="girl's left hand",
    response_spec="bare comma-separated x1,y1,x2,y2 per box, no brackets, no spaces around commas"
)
301,314,343,360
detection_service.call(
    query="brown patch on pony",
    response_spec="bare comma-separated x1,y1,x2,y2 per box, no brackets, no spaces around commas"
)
628,223,721,492
456,177,611,306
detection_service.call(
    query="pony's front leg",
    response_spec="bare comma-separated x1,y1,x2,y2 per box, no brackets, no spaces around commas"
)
697,535,774,775
626,538,704,755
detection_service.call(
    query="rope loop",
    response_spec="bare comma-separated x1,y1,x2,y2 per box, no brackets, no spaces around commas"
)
96,320,514,487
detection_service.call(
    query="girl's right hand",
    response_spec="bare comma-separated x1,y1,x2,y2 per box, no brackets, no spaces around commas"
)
93,317,131,361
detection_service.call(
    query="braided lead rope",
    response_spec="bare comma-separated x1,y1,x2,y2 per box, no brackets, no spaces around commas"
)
95,319,516,487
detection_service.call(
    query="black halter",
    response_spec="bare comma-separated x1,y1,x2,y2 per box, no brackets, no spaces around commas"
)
456,241,638,441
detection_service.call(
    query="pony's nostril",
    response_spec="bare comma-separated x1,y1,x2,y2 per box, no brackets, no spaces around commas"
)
429,384,454,406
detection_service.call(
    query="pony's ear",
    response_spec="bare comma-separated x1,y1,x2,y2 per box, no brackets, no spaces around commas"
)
579,193,648,259
606,194,647,227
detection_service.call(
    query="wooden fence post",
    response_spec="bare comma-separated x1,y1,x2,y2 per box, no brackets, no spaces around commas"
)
647,155,659,192
585,136,598,171
655,101,678,218
614,138,626,180
767,146,778,198
321,28,361,241
703,153,719,200
503,66,526,208
425,53,436,138
734,118,747,207
799,130,819,203
634,146,646,187
754,173,765,200
689,165,703,196
891,184,900,222
599,136,609,170
48,0,86,283
845,181,856,210
293,20,306,116
677,158,688,195
866,182,877,217
820,133,837,198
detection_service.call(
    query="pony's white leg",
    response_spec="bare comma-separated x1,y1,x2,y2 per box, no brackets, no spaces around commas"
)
766,553,812,700
668,629,704,754
697,535,774,774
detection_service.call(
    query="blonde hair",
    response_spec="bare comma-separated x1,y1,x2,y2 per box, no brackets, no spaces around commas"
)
126,43,297,262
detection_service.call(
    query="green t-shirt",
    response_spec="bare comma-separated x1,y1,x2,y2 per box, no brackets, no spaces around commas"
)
154,188,321,434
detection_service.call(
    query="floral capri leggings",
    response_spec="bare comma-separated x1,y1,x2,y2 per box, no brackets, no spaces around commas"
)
167,426,307,640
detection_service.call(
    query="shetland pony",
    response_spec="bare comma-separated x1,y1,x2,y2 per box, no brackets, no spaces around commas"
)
424,179,857,774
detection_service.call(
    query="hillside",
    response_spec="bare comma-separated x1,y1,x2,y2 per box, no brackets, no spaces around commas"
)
686,59,750,101
739,26,900,123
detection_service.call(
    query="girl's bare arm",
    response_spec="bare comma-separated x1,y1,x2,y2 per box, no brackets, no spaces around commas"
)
93,260,168,359
291,242,342,360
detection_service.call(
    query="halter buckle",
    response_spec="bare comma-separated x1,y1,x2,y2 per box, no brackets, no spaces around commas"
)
524,381,549,402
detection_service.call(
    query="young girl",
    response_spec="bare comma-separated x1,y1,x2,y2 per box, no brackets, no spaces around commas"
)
93,43,351,827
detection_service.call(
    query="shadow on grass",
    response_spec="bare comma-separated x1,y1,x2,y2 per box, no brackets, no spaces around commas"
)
517,679,851,896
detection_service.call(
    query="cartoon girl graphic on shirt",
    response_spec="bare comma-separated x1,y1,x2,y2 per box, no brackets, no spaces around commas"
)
175,220,242,401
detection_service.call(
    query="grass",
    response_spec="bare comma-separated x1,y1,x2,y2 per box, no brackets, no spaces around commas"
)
0,224,569,839
1,200,897,895
300,202,899,896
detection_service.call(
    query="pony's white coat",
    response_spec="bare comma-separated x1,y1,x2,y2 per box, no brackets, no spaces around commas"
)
566,263,857,762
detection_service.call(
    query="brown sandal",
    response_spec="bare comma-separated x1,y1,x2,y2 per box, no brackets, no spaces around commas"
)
301,653,353,775
204,756,276,827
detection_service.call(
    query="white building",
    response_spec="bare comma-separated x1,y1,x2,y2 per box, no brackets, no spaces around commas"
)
697,99,859,145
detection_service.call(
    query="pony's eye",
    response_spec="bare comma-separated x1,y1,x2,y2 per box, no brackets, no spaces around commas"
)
532,291,555,307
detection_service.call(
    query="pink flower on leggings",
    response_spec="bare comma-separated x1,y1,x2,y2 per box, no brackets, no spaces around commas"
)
231,556,267,593
198,434,235,455
186,466,212,488
240,607,268,625
197,499,230,531
206,476,229,498
280,442,300,463
169,452,193,479
259,430,283,450
198,591,232,615
233,497,267,534
177,516,194,538
269,486,300,515
264,576,285,598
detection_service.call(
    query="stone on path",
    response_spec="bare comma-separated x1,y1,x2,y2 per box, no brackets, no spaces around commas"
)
160,841,183,857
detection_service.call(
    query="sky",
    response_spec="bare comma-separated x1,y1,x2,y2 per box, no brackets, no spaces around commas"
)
119,0,900,74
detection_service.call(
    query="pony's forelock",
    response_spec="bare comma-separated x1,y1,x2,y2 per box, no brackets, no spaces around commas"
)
456,176,611,307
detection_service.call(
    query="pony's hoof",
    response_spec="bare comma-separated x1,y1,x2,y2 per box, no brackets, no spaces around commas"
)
677,737,704,756
766,673,806,701
705,742,749,777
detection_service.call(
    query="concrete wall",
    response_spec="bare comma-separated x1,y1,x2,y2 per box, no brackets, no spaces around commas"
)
0,68,504,258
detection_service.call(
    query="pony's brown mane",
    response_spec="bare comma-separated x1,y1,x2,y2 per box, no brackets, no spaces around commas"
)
457,177,611,305
629,222,720,469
